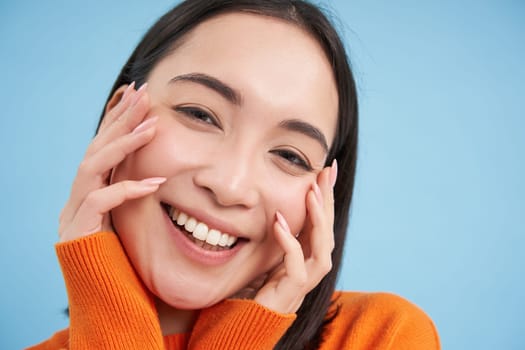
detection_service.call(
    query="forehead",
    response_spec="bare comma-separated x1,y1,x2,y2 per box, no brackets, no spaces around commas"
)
150,12,338,143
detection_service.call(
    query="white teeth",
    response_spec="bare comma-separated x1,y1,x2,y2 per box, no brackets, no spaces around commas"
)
218,233,229,247
193,222,208,241
206,229,221,245
184,217,197,233
176,212,188,226
169,206,239,248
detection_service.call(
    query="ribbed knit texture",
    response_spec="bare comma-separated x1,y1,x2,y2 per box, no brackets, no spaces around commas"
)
188,299,295,349
164,334,189,349
55,232,164,349
27,232,440,350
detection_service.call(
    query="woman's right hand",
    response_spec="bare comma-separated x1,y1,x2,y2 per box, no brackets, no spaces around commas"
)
58,82,165,243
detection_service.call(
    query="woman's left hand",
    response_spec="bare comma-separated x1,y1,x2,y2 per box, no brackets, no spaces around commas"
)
252,160,338,314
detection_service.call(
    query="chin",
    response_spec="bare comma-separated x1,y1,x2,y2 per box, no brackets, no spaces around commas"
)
151,279,233,310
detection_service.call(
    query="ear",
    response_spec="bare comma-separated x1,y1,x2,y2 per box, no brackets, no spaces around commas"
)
100,84,131,130
105,84,130,114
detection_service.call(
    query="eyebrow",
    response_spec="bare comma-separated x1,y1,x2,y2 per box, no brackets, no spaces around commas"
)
279,119,329,152
169,72,329,152
169,73,242,105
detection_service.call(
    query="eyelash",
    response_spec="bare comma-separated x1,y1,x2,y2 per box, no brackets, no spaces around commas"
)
174,105,313,172
175,106,220,128
271,149,313,171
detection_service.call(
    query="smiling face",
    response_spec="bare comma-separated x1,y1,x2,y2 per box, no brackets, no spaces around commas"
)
110,13,338,311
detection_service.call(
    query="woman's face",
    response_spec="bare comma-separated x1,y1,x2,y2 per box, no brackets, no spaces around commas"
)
111,13,338,309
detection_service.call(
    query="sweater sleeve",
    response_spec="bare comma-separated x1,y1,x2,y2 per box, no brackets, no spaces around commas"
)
187,298,296,349
50,232,164,349
320,292,440,350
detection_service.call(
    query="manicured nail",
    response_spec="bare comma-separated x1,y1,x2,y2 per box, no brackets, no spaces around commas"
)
141,177,166,186
122,81,135,102
275,211,291,233
330,159,338,187
137,82,148,92
313,182,323,204
132,116,158,134
131,82,148,106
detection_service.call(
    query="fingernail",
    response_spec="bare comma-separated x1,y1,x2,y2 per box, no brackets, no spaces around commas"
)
313,182,323,204
131,82,148,106
137,82,148,92
330,159,338,187
275,211,290,233
122,81,135,102
132,116,158,134
141,177,166,186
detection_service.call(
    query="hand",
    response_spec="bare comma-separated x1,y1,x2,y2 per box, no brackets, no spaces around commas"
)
58,82,165,242
252,160,338,314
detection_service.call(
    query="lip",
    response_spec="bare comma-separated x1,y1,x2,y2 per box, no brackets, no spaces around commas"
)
162,205,245,266
164,202,246,239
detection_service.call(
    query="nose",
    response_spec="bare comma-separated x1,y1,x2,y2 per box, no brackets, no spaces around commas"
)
193,146,260,209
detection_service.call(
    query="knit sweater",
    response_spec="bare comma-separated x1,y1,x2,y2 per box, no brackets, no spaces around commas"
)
27,232,440,349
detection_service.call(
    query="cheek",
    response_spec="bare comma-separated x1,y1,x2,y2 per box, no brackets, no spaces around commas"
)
113,118,212,180
269,180,310,236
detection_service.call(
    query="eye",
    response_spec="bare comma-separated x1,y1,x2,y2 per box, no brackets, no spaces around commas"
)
174,106,221,128
271,149,313,171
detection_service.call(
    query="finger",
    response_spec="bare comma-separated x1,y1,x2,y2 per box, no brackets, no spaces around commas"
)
60,177,166,242
296,168,330,252
325,159,337,217
274,212,307,290
60,116,158,226
299,165,336,275
302,181,334,281
86,83,149,158
63,116,158,223
98,82,135,132
83,117,159,181
318,162,335,222
253,213,308,312
62,83,149,225
305,185,334,260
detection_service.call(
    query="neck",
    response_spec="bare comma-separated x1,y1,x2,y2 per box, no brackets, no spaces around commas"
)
155,297,198,335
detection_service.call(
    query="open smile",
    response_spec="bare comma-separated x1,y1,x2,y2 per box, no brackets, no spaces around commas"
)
163,203,240,249
161,203,247,265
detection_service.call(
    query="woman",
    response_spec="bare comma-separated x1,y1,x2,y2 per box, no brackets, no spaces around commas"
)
29,0,439,349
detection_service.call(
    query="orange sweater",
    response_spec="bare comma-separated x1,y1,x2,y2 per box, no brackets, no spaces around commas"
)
27,232,440,349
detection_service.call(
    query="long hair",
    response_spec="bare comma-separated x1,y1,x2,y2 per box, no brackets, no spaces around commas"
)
97,1,358,348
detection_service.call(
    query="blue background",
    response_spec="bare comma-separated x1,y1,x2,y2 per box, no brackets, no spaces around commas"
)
1,1,523,348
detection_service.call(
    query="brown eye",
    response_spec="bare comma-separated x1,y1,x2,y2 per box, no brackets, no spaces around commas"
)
271,149,313,171
174,106,221,128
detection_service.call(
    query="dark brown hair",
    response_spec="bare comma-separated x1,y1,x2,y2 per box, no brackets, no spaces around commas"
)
97,1,358,348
